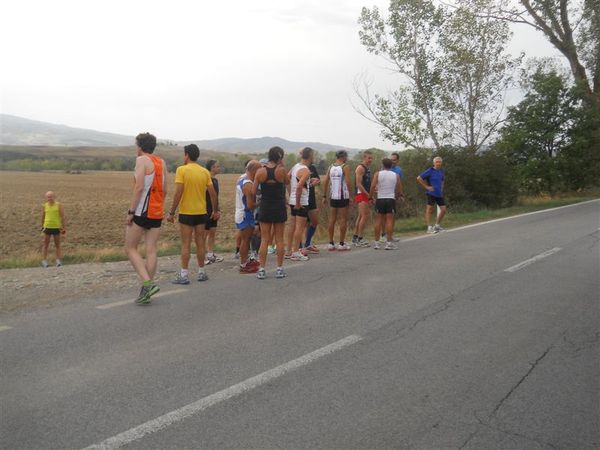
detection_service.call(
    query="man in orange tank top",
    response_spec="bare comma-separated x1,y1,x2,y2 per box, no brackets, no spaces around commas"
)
125,132,168,305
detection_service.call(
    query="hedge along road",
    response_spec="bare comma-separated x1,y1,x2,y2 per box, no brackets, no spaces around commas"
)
1,199,598,449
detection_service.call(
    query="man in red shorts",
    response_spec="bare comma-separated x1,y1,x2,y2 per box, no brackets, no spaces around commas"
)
352,150,374,247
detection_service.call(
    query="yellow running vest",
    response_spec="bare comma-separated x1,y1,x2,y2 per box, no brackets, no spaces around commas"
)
43,202,62,228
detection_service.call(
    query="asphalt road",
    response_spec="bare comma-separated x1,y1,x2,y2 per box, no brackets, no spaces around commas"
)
1,200,599,450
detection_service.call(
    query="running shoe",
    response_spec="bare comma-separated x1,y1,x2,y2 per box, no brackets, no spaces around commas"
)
384,242,398,250
290,252,309,261
275,268,287,279
55,260,62,267
135,282,159,305
213,254,224,262
337,244,352,251
172,271,190,285
197,271,208,282
41,260,49,268
284,252,292,259
434,224,445,232
256,268,266,280
247,259,260,267
305,245,320,254
300,248,309,257
373,241,381,250
234,251,240,259
427,226,437,234
327,244,337,251
239,263,259,274
351,236,358,245
268,245,276,255
356,239,370,248
379,236,386,243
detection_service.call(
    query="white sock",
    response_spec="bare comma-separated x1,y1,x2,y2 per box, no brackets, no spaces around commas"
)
181,269,189,276
198,267,205,274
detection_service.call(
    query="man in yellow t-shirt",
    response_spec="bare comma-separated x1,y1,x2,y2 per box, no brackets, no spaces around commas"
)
167,144,219,283
40,191,66,267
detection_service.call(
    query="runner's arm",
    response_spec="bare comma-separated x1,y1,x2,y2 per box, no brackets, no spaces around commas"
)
243,182,255,209
396,174,404,199
416,175,434,192
295,168,309,208
207,184,219,219
369,172,379,199
321,168,330,204
59,203,66,229
343,164,353,201
128,156,146,213
355,165,367,195
169,183,184,215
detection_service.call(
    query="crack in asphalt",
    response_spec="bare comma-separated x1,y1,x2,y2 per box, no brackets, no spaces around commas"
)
490,342,555,417
402,295,456,335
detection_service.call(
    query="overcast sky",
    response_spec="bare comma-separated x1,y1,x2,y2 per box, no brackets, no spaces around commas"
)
1,0,562,149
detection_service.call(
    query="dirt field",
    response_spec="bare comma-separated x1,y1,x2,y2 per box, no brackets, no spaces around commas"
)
0,171,241,267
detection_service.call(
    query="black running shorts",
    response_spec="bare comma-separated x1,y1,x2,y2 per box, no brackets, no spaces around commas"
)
330,199,350,208
43,228,60,235
426,195,446,206
375,198,396,214
133,216,162,229
290,205,309,217
178,214,208,226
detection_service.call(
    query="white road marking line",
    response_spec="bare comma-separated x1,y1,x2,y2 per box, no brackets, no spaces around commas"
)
0,326,12,332
446,199,599,234
504,248,562,273
95,288,188,310
82,334,362,450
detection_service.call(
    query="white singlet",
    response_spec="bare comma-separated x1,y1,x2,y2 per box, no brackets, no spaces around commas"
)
328,164,349,200
377,170,397,199
289,163,309,206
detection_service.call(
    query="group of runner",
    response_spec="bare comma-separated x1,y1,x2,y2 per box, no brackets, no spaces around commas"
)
40,132,447,305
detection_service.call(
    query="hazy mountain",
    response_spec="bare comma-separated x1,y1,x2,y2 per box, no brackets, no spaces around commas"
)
0,114,360,153
182,137,359,154
0,114,134,146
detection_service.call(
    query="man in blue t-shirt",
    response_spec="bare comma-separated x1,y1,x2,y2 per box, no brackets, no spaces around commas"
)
417,156,446,234
390,152,404,179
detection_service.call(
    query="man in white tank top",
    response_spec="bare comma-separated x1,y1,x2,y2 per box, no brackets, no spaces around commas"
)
370,158,404,250
285,147,313,261
322,150,353,251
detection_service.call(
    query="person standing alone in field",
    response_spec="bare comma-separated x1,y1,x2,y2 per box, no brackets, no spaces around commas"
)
322,150,353,251
40,191,66,267
253,146,288,279
167,144,218,284
352,150,374,247
417,156,447,234
370,158,404,250
126,132,167,305
204,159,224,265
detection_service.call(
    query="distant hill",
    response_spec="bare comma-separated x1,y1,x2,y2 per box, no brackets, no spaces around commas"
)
182,137,359,154
0,114,134,146
0,114,360,153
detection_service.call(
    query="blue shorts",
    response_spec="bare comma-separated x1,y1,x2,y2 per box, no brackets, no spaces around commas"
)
236,211,256,230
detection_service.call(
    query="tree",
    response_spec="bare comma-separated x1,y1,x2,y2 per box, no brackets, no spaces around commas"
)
495,66,580,192
485,0,599,109
356,0,521,151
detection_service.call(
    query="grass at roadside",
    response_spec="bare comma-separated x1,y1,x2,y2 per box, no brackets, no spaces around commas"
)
1,190,597,269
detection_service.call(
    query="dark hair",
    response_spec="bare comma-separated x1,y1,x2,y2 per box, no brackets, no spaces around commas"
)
335,149,348,158
205,159,218,171
184,144,200,161
382,158,393,169
268,146,284,162
390,152,400,160
301,147,314,160
136,132,157,153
